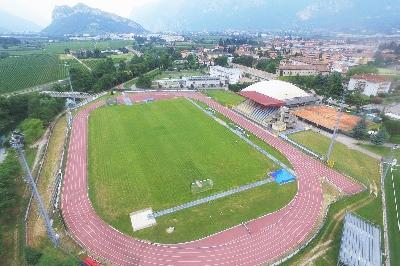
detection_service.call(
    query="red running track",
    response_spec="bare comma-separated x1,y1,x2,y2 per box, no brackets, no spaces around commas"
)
62,91,363,265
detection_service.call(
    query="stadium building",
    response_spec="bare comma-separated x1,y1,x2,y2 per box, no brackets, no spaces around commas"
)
235,80,318,129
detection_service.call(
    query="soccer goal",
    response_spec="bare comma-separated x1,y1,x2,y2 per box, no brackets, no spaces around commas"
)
191,179,214,194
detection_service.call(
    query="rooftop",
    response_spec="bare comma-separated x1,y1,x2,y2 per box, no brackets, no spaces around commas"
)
242,80,310,101
239,91,285,107
351,74,392,83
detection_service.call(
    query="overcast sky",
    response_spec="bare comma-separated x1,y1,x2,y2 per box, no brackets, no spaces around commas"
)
0,0,157,26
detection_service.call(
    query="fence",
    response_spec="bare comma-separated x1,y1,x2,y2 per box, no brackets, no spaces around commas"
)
279,133,324,161
24,111,66,244
187,98,294,174
151,178,273,218
380,161,391,266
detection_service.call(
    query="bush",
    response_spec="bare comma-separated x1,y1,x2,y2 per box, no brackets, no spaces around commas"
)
19,118,44,145
25,247,42,265
371,127,390,145
136,75,152,88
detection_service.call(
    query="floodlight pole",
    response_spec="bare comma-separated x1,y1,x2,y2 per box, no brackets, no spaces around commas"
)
10,132,59,247
326,89,346,163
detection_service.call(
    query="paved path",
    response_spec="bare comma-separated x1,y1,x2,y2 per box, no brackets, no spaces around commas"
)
62,91,363,265
310,128,383,160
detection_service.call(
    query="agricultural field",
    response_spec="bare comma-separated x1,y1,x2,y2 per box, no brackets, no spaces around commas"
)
0,54,67,93
43,40,133,54
285,130,383,265
88,98,296,243
205,89,245,106
80,58,107,70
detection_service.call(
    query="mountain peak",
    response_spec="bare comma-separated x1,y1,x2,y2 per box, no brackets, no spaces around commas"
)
43,3,146,36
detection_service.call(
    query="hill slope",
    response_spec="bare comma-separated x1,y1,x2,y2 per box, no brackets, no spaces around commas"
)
42,3,146,36
130,0,400,33
0,10,41,33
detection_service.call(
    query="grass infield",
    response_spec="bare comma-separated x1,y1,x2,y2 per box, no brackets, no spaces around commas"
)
88,98,296,243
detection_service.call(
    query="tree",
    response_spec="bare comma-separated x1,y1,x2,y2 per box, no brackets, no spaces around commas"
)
0,151,19,211
19,118,44,145
352,117,368,140
136,75,152,88
25,247,42,265
371,127,390,145
232,56,254,67
214,56,228,67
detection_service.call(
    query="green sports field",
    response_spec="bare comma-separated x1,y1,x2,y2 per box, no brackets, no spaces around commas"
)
88,98,296,243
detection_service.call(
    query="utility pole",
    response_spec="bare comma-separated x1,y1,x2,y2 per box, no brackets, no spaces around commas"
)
10,131,59,246
326,88,346,163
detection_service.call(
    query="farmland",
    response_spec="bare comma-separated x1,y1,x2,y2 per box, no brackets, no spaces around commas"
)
88,98,296,243
0,54,67,93
81,58,107,69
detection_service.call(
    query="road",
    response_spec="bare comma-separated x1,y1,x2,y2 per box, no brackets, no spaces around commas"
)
61,91,363,265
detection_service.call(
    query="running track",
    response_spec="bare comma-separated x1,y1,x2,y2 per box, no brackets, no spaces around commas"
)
62,91,364,265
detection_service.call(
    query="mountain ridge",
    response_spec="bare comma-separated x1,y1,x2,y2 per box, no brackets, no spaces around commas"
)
0,10,42,33
130,0,400,33
42,3,146,36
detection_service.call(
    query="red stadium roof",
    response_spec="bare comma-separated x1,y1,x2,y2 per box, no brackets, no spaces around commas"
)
239,91,284,107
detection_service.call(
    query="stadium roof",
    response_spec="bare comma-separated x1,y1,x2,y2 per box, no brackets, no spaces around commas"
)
239,91,285,107
242,80,310,101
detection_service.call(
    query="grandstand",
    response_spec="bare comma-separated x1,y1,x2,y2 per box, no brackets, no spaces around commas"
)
234,80,318,128
338,213,381,266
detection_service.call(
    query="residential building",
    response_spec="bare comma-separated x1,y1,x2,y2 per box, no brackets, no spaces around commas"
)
348,74,392,96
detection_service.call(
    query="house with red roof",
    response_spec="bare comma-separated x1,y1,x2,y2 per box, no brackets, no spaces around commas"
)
348,74,392,96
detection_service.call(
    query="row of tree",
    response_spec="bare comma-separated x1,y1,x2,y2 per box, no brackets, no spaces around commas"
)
68,47,186,92
352,118,390,145
281,73,345,99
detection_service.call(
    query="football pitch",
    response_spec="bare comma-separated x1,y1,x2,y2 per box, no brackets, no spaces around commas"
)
88,98,296,243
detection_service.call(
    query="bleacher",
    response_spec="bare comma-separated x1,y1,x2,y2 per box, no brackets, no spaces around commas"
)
236,99,278,125
338,212,381,266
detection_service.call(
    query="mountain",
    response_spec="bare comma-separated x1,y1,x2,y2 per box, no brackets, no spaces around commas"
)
130,0,400,33
42,3,146,36
0,10,42,33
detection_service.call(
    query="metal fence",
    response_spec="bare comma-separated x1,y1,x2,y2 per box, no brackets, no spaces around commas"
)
187,98,294,174
151,178,273,218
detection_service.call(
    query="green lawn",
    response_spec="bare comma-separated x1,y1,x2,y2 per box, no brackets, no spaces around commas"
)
286,130,383,265
205,89,245,107
359,144,400,266
289,131,380,187
88,98,296,243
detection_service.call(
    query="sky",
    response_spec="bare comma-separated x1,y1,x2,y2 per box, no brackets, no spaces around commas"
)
0,0,157,27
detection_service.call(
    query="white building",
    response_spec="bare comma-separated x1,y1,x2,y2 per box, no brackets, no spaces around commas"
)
348,74,392,96
153,78,184,89
154,76,223,89
210,66,241,84
183,76,222,89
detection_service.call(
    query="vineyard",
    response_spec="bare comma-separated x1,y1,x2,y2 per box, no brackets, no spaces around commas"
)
81,58,107,70
0,54,67,94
